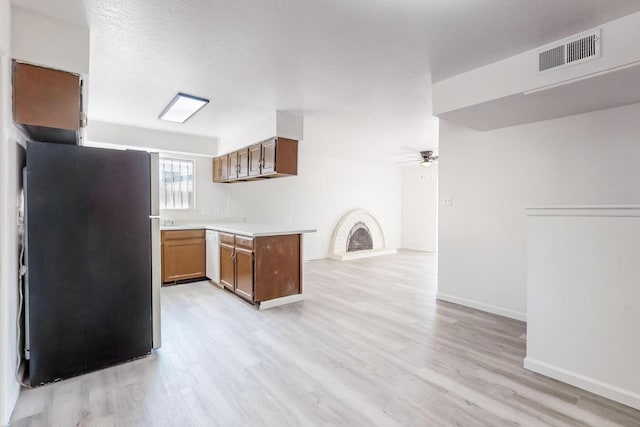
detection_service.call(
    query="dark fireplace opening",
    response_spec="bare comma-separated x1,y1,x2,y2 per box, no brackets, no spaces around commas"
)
347,222,373,252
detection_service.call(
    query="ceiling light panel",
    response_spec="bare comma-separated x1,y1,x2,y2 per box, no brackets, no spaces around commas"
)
158,93,209,123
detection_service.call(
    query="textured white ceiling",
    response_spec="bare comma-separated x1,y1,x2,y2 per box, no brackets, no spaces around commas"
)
13,0,640,162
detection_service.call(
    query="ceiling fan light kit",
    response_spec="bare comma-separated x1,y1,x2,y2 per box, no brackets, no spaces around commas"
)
398,149,439,166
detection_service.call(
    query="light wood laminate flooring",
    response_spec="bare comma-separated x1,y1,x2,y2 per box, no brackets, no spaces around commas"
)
11,251,640,426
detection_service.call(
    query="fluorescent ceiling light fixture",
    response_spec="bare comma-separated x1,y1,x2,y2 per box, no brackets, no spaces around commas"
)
158,93,209,123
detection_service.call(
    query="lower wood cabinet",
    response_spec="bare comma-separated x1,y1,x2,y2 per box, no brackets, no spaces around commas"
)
161,230,206,283
234,247,254,300
219,232,301,304
219,242,235,290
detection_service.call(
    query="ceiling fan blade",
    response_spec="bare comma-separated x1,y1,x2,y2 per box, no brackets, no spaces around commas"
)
396,160,419,163
431,156,439,161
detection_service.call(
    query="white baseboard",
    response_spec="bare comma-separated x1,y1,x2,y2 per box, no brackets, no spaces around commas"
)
436,292,527,322
329,248,397,261
259,294,304,310
524,357,640,411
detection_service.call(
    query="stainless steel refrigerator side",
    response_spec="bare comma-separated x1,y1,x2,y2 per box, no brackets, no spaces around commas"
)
150,152,161,349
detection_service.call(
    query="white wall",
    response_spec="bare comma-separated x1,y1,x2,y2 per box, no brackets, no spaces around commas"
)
400,164,438,252
217,111,304,155
438,102,640,321
0,1,22,423
86,121,218,157
160,155,230,223
227,150,403,260
11,6,89,75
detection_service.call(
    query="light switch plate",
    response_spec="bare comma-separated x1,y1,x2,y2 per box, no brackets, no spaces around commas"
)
443,197,453,207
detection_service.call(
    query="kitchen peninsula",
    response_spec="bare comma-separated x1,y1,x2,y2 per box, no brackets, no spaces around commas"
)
160,223,316,309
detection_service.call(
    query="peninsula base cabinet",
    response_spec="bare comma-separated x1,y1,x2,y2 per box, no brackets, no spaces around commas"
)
219,232,301,304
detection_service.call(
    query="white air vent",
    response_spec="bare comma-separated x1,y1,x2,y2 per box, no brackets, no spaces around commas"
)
538,29,601,72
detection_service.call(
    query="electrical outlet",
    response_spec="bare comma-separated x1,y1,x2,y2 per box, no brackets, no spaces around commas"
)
443,197,453,207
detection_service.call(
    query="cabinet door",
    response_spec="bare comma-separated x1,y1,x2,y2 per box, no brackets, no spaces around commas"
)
162,238,206,283
219,244,235,290
212,157,221,182
228,152,239,179
235,247,254,301
220,155,229,181
13,62,81,130
237,149,249,179
261,139,277,174
248,144,262,177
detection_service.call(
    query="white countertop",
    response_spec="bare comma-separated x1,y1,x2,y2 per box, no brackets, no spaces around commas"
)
160,222,317,237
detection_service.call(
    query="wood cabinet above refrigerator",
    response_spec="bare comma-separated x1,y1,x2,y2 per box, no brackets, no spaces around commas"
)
12,61,82,144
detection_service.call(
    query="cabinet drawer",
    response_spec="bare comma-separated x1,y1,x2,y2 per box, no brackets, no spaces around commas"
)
162,229,205,241
235,235,254,250
219,232,235,245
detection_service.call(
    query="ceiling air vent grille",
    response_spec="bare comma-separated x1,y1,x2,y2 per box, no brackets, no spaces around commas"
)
538,29,601,73
539,45,565,71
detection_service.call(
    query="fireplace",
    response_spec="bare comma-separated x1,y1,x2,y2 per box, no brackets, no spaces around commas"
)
347,222,373,252
329,209,396,260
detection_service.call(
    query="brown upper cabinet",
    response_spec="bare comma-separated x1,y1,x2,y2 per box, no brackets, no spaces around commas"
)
248,144,262,177
213,157,221,182
228,151,239,180
13,61,82,144
237,148,249,179
220,155,229,181
212,137,298,183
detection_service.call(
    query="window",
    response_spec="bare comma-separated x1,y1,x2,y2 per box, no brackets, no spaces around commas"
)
160,158,195,209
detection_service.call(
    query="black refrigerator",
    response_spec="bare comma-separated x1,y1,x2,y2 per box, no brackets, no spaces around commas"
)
24,141,158,385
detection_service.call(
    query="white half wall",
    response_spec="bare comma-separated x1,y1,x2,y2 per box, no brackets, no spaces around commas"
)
401,164,438,252
438,102,640,320
226,151,402,261
525,206,640,410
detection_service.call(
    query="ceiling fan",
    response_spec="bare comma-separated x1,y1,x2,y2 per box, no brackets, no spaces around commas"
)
397,150,439,167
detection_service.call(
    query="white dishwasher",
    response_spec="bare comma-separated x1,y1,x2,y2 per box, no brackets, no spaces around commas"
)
205,230,220,284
